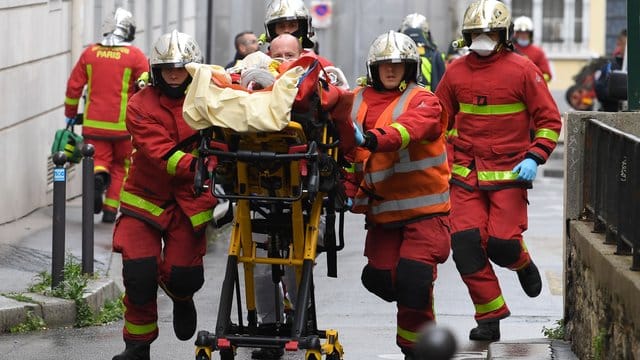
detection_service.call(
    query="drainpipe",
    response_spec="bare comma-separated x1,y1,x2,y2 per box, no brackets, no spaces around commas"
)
206,0,213,64
627,0,639,111
71,0,84,64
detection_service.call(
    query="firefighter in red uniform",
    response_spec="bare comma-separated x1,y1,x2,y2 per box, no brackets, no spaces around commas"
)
512,16,553,83
347,30,451,360
435,0,562,341
111,30,219,360
64,7,148,223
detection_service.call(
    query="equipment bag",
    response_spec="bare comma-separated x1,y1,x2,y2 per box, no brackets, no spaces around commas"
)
51,124,83,163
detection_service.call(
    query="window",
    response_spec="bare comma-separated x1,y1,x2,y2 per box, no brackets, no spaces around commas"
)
508,0,589,54
511,0,532,19
542,1,564,43
574,0,583,43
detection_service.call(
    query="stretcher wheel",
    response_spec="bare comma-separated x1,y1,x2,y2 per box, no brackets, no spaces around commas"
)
305,350,321,360
195,348,210,360
219,349,235,360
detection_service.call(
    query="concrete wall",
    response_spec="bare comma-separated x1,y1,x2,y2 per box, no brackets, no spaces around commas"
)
0,0,206,225
564,111,640,360
0,0,453,225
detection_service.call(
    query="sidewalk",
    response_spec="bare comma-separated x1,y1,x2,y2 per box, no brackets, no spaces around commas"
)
0,195,577,359
0,197,121,332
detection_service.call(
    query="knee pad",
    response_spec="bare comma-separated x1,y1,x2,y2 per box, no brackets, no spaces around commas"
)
487,236,522,267
396,258,433,310
361,265,395,302
123,257,158,305
451,228,487,275
166,265,205,299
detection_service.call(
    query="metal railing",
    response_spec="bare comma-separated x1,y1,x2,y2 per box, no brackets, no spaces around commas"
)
583,118,640,270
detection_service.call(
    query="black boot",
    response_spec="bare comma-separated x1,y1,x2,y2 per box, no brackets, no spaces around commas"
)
251,347,284,359
469,320,500,341
112,341,150,360
400,346,415,360
517,261,542,297
94,172,108,214
173,298,197,341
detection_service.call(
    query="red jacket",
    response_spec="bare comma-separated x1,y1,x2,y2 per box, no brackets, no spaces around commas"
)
348,83,450,225
435,50,562,190
65,44,148,138
513,43,552,82
120,86,217,231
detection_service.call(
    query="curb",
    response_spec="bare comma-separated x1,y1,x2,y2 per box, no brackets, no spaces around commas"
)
0,278,121,332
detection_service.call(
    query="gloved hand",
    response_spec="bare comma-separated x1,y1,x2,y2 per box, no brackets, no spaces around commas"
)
65,117,76,126
512,158,538,181
354,126,365,146
345,197,353,210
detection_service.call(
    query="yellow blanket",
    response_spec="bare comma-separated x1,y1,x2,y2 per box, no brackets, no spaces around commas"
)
183,63,304,133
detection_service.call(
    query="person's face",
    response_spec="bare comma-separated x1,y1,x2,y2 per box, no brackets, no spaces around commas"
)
275,20,299,35
270,39,301,62
569,88,592,111
472,31,500,42
514,31,531,41
239,34,259,56
161,67,189,86
378,62,406,90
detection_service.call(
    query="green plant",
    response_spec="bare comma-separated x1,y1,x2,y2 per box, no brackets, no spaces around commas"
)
592,328,606,360
95,297,125,324
2,293,34,303
9,310,46,333
542,319,565,339
27,254,123,328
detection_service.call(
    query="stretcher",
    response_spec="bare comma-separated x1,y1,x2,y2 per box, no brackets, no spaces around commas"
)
187,56,350,360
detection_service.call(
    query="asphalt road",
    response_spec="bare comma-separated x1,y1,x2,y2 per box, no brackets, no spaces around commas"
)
0,174,564,360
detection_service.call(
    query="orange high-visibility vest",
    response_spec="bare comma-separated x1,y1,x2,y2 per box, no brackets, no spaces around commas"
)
350,84,450,225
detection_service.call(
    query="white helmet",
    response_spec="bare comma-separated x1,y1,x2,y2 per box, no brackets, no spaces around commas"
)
398,13,432,48
149,30,202,97
150,30,203,69
513,16,534,33
264,0,315,48
100,7,136,46
461,0,512,47
399,13,430,37
366,31,420,90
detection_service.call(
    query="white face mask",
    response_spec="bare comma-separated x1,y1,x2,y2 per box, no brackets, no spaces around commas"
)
517,38,531,47
469,33,498,56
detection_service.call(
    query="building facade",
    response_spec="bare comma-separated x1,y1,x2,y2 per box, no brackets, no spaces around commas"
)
0,0,611,224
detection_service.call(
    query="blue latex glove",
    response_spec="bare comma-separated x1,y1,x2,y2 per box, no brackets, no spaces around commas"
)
65,117,76,126
354,126,365,146
512,158,538,181
346,197,353,210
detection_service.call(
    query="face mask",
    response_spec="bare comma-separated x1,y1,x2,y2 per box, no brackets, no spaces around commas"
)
517,38,531,47
469,33,498,56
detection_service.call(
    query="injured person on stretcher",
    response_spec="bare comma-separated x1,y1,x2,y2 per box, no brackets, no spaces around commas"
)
183,42,356,360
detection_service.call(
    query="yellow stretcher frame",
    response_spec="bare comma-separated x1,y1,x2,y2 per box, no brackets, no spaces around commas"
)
193,120,345,360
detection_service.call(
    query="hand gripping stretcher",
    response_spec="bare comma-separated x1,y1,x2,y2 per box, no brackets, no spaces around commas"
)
184,55,354,360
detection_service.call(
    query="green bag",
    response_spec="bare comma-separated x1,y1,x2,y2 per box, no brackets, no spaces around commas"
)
51,124,84,164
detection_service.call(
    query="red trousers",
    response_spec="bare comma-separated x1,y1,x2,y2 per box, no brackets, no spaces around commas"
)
112,210,207,343
363,216,450,350
87,137,132,212
450,183,530,322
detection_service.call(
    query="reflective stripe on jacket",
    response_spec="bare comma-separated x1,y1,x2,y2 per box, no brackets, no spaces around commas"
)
435,50,562,190
350,84,450,225
120,86,217,231
65,44,149,138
